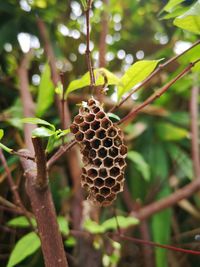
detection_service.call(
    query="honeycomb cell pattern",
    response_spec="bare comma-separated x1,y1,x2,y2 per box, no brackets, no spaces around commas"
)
70,97,127,206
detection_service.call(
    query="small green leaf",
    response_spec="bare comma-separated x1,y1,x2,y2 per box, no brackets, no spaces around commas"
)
21,117,55,130
156,122,189,141
0,129,4,140
0,143,13,153
80,0,87,10
117,59,163,100
56,128,70,138
32,127,55,137
173,0,200,34
7,216,37,228
55,81,63,96
36,63,54,117
107,113,120,121
65,68,120,97
64,236,76,247
102,216,139,231
162,0,184,12
83,219,104,234
7,232,41,267
57,216,69,235
128,151,150,181
46,134,57,153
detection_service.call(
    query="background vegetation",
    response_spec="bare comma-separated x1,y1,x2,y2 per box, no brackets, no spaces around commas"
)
0,0,200,266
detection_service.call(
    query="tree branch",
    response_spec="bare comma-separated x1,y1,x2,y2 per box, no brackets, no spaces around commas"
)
118,59,200,125
20,149,69,267
47,139,77,170
110,39,200,113
190,84,200,178
85,0,96,91
18,50,36,153
32,137,48,188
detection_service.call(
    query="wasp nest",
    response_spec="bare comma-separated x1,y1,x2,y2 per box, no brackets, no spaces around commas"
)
70,98,127,206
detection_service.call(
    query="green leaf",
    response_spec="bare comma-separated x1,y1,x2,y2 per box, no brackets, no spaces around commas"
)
55,81,63,97
84,216,139,234
7,232,41,267
80,0,87,10
32,127,55,137
46,134,57,153
57,216,69,235
162,0,184,12
107,113,120,121
102,216,139,231
36,63,54,117
0,143,13,153
7,216,37,228
127,151,150,181
21,117,55,130
65,68,120,97
152,186,172,267
83,220,104,234
0,129,4,140
64,236,76,247
173,0,200,34
117,59,163,100
156,122,189,141
56,128,70,138
161,6,188,20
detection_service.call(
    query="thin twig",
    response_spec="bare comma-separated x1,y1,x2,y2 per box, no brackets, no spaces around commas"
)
47,139,77,169
12,150,35,160
132,178,200,220
85,0,96,92
190,84,200,177
0,149,34,228
110,234,200,255
118,59,200,125
110,39,200,113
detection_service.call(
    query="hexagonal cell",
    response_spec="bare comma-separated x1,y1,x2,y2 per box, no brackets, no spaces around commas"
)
94,178,104,187
80,122,90,132
91,120,100,130
96,129,106,139
111,183,121,193
96,194,105,203
101,118,112,129
106,193,116,202
91,186,99,194
82,156,90,165
70,123,79,134
103,138,113,148
109,147,118,158
98,148,107,158
110,167,120,177
82,167,87,174
120,145,127,156
114,157,126,167
86,177,93,185
74,115,84,124
88,149,97,158
116,174,124,182
85,114,95,122
75,132,84,142
100,187,110,197
114,136,122,146
105,177,115,187
107,127,117,137
91,139,101,149
88,98,96,106
92,106,100,114
87,168,98,178
82,140,90,149
85,129,95,140
94,158,102,167
96,111,105,119
99,168,108,178
103,157,113,168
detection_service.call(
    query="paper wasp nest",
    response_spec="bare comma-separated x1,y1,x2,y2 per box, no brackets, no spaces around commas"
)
70,98,127,206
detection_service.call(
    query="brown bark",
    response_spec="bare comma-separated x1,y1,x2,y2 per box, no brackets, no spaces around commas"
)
20,149,68,267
